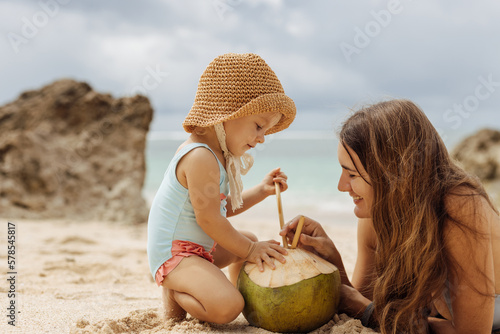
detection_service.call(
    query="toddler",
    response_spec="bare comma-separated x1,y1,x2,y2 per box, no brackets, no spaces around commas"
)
147,53,296,324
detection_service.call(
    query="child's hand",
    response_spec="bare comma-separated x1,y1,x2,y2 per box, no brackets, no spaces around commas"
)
260,167,288,196
245,240,287,271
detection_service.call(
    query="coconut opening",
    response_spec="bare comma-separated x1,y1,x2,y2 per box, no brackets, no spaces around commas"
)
243,248,337,288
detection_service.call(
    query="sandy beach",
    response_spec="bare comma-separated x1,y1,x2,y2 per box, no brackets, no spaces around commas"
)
0,214,377,334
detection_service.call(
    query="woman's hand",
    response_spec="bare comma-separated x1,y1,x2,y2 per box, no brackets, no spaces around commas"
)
280,215,352,285
245,240,288,272
279,215,337,260
259,167,288,196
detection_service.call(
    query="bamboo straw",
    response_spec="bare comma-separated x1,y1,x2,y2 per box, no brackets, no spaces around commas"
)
274,182,288,248
291,215,305,249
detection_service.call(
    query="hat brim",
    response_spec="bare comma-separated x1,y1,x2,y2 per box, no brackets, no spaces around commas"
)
226,93,296,135
184,93,296,134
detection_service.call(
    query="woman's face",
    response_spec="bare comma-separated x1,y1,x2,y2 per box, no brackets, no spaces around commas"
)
337,142,374,219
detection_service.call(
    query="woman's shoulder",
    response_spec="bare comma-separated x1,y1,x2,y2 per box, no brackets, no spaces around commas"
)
445,185,487,212
443,185,496,235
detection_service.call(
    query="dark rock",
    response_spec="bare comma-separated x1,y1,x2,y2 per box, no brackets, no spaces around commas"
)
0,79,153,223
452,128,500,208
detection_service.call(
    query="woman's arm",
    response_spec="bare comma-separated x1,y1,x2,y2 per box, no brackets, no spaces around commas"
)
351,218,377,299
428,194,496,334
226,167,287,217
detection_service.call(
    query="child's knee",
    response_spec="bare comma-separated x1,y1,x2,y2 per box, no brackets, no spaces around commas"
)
211,292,244,323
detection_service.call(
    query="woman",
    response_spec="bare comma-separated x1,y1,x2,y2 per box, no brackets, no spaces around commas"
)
281,99,500,333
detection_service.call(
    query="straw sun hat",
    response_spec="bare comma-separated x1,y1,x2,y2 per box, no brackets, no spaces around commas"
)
183,53,296,134
183,53,296,212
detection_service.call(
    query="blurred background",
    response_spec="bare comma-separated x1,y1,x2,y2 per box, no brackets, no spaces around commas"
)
2,0,499,225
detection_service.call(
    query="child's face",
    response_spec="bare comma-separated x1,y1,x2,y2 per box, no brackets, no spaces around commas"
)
223,112,281,157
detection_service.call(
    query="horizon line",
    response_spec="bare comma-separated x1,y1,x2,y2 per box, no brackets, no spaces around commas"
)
147,130,338,141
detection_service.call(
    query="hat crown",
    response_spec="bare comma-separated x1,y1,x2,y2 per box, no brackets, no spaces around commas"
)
196,53,284,108
183,53,296,134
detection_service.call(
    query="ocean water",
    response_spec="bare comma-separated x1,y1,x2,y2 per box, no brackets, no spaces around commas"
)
142,129,466,227
143,131,358,227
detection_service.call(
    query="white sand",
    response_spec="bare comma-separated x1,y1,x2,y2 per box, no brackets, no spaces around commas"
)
0,215,377,333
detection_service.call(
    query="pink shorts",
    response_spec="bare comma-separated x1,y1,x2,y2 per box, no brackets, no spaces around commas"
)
155,240,215,286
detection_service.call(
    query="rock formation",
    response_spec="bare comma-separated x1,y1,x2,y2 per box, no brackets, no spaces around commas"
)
452,128,500,208
0,79,153,223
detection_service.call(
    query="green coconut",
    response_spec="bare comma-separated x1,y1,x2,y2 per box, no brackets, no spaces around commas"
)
237,248,341,333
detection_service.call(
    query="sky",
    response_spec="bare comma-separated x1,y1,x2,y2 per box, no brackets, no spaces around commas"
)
1,0,500,146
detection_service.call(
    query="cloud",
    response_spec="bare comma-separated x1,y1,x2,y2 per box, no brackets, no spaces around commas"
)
1,0,499,135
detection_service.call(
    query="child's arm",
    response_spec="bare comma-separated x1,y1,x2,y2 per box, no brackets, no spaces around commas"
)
226,167,287,217
180,149,286,270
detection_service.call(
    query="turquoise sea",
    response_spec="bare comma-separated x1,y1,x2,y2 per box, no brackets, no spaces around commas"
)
143,129,465,227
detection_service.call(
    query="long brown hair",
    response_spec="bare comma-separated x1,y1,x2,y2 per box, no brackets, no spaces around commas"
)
339,99,496,333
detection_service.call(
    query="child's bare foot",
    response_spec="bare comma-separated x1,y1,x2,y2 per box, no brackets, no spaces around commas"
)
162,287,187,320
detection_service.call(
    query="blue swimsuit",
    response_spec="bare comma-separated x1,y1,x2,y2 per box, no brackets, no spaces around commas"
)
147,143,228,280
